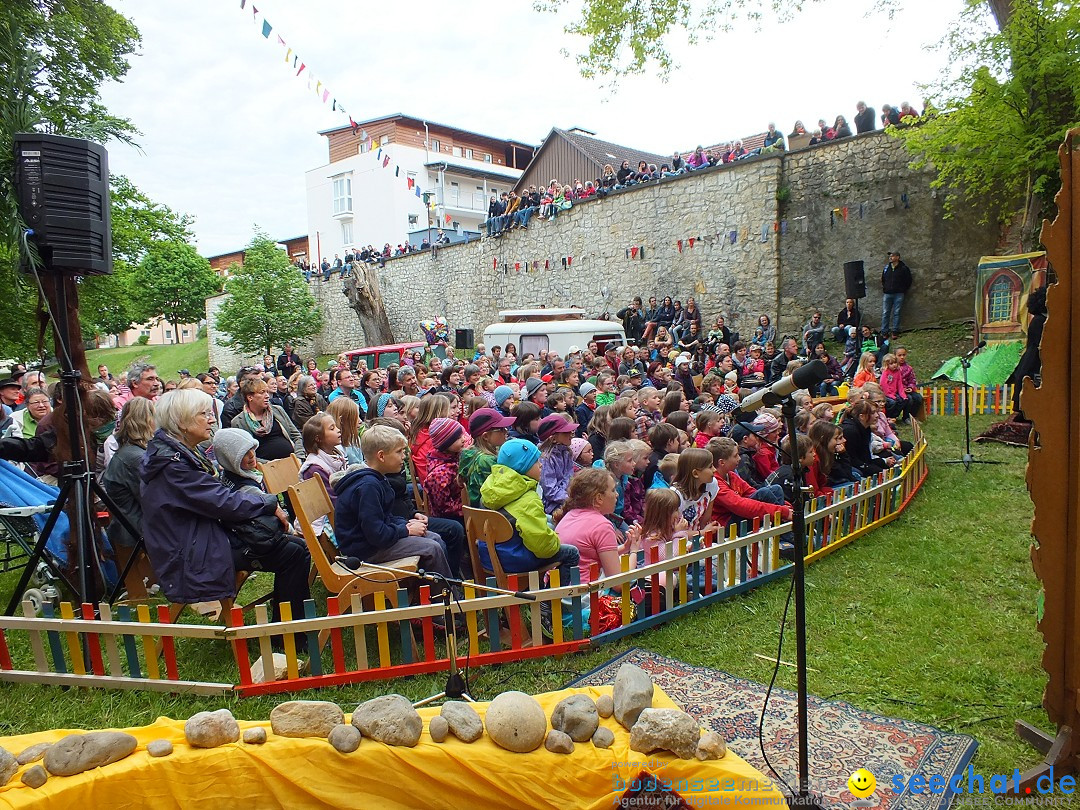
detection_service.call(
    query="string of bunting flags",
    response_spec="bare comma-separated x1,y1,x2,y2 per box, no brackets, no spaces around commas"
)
237,0,446,221
480,191,912,275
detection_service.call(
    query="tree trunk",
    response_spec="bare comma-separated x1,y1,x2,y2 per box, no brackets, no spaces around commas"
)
988,0,1012,30
342,263,396,346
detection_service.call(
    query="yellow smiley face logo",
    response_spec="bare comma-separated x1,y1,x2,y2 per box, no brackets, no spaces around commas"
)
848,768,876,798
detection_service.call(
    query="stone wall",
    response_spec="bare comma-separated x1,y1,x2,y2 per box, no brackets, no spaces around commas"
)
778,133,1001,336
207,131,1003,368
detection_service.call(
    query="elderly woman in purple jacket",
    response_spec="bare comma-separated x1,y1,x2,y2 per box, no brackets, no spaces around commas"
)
140,389,288,607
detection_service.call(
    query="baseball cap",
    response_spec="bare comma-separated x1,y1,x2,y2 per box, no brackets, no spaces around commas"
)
729,423,765,443
468,408,515,436
628,369,643,378
567,345,581,355
537,413,576,442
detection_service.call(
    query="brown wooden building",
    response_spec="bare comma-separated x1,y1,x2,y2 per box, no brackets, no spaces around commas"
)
206,234,310,276
512,128,668,192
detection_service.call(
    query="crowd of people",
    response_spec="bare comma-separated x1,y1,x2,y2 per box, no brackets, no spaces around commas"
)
292,230,455,281
0,293,922,636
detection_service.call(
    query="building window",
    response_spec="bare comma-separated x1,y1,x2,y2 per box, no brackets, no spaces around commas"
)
430,138,440,152
341,220,353,245
182,329,190,337
165,330,173,340
484,153,492,163
332,175,352,215
408,214,418,225
140,329,150,337
987,276,1014,322
465,148,473,160
452,146,462,158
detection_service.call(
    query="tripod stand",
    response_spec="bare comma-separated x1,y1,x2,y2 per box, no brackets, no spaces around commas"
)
944,342,1003,471
4,272,142,616
338,559,535,706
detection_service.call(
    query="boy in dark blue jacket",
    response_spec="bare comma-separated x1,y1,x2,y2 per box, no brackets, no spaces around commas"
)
333,425,455,580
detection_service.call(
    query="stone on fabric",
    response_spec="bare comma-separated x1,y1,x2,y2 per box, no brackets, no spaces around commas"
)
485,691,547,753
428,716,449,743
544,729,574,754
184,709,240,749
328,724,361,753
270,700,344,738
440,701,483,743
595,694,614,718
613,663,654,729
350,695,422,747
0,747,16,786
629,708,701,760
42,731,139,776
242,727,267,745
16,742,50,765
550,694,599,742
591,727,615,749
146,739,173,758
20,764,47,788
696,731,727,760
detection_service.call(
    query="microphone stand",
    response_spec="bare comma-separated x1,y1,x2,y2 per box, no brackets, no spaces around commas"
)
778,395,825,810
335,559,534,706
944,342,1002,471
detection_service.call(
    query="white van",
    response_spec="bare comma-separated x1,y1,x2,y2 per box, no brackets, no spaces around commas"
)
482,308,626,358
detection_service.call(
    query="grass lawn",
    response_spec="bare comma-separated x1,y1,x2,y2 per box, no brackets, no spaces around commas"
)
0,412,1045,779
79,338,210,383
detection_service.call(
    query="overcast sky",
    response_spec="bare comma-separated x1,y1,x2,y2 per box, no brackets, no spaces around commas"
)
97,0,972,256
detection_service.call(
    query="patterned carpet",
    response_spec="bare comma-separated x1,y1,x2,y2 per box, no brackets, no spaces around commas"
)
568,648,978,810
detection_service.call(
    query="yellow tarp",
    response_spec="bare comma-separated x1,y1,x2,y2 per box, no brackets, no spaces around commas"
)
0,686,786,809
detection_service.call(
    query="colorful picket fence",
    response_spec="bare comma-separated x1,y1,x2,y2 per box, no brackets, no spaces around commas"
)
916,384,1014,416
0,424,927,696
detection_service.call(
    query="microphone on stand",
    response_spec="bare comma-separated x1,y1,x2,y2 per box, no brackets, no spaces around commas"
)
739,360,830,414
962,340,987,360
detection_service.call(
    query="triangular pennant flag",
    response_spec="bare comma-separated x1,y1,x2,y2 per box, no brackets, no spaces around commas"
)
296,62,305,76
285,47,292,63
639,246,645,260
445,214,452,224
252,5,258,16
630,246,638,259
240,0,246,8
293,55,299,68
842,206,849,221
316,80,322,95
395,166,400,177
515,262,520,272
376,148,382,160
276,35,285,46
781,220,788,235
415,187,421,198
677,239,683,253
567,256,572,267
830,210,836,228
741,227,750,242
773,221,779,232
545,259,549,270
261,20,272,38
760,224,769,242
625,248,630,259
382,155,390,168
372,138,379,149
332,99,337,111
729,230,737,244
493,258,498,270
407,178,414,189
322,89,329,103
688,237,696,248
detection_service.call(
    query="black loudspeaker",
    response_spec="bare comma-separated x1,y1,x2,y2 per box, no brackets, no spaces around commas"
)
13,133,112,275
843,260,866,299
455,328,474,350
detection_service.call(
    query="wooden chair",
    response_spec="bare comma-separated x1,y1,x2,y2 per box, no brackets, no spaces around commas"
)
406,453,430,515
462,505,558,591
287,476,420,649
259,454,302,496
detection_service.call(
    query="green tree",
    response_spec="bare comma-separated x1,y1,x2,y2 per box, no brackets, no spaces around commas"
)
0,1,140,362
132,241,220,344
893,0,1080,232
79,175,196,339
214,234,323,357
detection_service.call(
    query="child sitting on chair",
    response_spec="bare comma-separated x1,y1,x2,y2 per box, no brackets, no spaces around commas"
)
211,428,312,625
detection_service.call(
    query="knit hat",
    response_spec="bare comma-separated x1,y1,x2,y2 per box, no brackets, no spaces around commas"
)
428,417,464,451
537,413,576,442
376,393,394,417
753,413,782,434
579,381,597,398
468,407,516,436
212,428,259,478
715,394,739,414
494,385,515,407
570,437,590,461
524,377,546,399
498,438,541,475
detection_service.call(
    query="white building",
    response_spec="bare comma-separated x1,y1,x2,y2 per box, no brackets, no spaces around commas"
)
305,113,534,261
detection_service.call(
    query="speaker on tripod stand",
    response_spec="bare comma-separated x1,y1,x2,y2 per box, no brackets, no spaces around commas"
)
5,134,139,617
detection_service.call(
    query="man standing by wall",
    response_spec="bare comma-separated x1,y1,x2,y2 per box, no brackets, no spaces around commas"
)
881,251,913,339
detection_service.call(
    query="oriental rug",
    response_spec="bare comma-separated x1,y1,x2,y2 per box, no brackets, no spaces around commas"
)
567,648,978,810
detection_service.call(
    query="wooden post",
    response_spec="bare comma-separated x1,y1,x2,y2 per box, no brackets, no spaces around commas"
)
1016,127,1080,790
